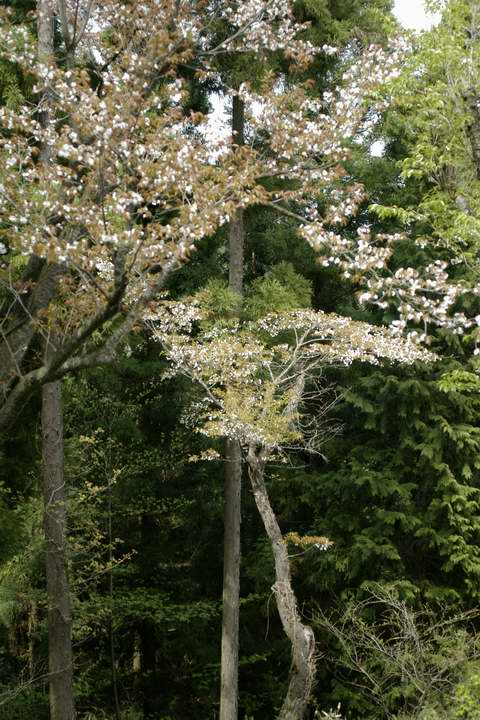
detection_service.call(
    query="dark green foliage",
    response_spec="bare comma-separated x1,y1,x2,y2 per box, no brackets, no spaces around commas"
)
301,360,480,601
315,586,480,719
244,262,312,319
51,357,289,719
279,357,480,716
0,60,24,109
0,0,35,108
0,689,49,720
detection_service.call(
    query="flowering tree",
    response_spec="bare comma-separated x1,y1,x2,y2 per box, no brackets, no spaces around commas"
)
151,302,435,719
361,0,480,343
376,0,480,259
0,0,403,432
0,3,465,714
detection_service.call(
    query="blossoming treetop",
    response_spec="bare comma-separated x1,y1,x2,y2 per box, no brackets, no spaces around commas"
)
0,0,401,429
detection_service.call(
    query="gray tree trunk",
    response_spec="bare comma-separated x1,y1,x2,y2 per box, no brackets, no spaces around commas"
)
247,449,316,720
220,93,245,720
38,2,76,717
42,369,75,720
228,95,245,297
220,438,242,720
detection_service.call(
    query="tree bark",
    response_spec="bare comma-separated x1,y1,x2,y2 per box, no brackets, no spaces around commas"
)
228,94,245,297
38,3,76,718
220,93,245,720
220,438,242,720
247,449,316,720
42,370,75,720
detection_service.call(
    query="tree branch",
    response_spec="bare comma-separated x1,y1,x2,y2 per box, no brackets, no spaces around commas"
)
0,258,178,432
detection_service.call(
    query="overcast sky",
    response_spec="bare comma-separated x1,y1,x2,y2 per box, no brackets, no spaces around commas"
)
393,0,440,29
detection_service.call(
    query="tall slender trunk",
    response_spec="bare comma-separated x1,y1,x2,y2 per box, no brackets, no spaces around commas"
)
247,449,316,720
220,438,242,720
42,370,75,720
227,95,245,296
220,93,245,720
38,2,76,717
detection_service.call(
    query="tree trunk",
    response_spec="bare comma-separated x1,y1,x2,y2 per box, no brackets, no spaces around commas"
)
220,93,245,720
38,3,76,717
228,94,245,297
38,0,55,163
247,449,316,720
42,374,75,720
220,438,242,720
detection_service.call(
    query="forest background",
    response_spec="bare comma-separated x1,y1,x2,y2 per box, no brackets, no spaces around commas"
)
1,1,480,719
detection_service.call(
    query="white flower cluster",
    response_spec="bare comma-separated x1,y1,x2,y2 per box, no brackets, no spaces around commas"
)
255,310,436,366
0,2,467,354
150,304,436,451
362,262,471,334
220,0,317,60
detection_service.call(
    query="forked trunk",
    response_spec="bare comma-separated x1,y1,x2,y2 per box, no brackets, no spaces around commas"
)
247,450,316,720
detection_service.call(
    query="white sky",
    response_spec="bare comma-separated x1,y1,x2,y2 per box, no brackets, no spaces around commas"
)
393,0,440,30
